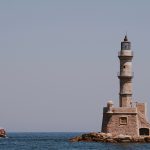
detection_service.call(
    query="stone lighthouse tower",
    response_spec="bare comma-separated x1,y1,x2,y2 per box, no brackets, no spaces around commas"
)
101,35,150,136
118,35,133,107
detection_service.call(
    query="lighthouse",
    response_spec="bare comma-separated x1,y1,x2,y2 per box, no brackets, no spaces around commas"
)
101,35,150,136
118,35,133,107
70,35,150,142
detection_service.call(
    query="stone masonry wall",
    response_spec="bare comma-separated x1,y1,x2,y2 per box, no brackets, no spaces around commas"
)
136,103,146,116
102,107,139,136
108,114,138,136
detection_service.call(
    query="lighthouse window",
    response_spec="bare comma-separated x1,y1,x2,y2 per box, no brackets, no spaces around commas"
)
120,117,127,125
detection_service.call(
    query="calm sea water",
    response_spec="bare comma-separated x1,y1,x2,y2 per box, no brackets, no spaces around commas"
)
0,132,150,150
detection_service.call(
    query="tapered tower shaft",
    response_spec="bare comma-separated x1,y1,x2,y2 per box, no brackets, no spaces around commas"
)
118,36,133,107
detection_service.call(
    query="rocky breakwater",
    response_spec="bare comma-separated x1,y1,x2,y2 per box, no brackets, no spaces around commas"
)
0,128,6,138
69,132,150,143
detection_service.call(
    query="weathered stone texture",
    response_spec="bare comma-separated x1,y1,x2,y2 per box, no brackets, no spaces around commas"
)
136,103,146,116
102,104,150,137
102,110,139,136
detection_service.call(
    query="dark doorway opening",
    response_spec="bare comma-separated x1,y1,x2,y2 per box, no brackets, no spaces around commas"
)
139,128,149,136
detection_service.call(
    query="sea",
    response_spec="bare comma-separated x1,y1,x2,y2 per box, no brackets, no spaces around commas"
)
0,132,150,150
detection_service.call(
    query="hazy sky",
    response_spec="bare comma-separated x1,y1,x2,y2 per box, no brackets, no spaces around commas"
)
0,0,150,132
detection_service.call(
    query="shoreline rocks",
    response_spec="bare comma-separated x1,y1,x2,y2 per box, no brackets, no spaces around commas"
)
69,132,150,143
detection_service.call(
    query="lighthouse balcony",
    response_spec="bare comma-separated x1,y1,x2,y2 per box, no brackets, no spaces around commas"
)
117,72,134,78
118,51,133,57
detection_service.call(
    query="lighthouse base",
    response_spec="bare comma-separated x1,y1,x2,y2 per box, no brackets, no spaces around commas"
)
101,102,150,137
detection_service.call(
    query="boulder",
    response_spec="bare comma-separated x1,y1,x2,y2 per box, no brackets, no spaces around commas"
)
144,137,150,142
69,136,82,142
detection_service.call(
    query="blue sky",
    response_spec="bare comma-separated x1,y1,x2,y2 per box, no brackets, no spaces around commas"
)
0,0,150,132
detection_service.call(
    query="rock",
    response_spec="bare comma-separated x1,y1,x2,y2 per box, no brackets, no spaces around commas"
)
105,138,116,143
69,132,150,143
144,137,150,142
137,137,145,143
117,134,131,139
106,133,112,138
113,134,131,142
69,136,82,142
